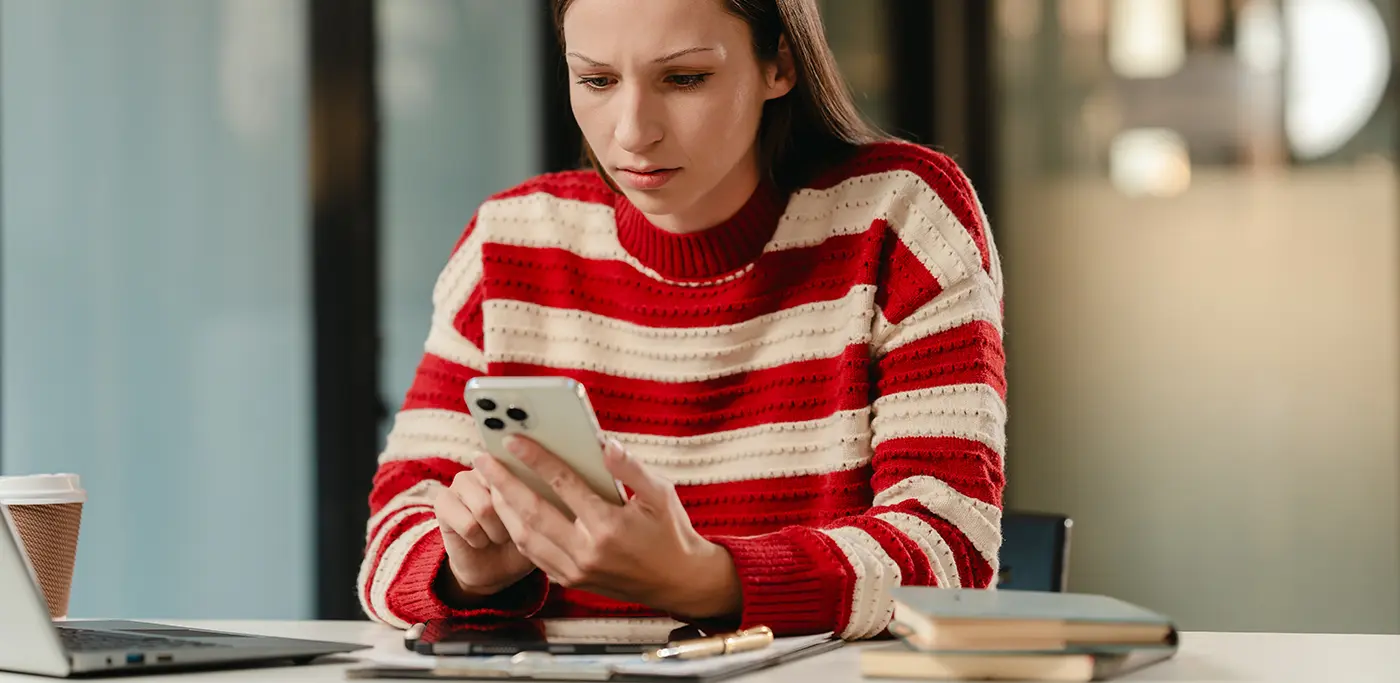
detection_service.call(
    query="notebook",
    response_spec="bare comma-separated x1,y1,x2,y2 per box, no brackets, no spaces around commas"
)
887,588,1177,652
859,640,1179,682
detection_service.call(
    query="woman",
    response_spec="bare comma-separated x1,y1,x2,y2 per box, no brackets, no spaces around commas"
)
358,0,1006,640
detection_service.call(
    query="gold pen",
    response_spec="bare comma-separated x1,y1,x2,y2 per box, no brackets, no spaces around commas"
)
643,626,775,662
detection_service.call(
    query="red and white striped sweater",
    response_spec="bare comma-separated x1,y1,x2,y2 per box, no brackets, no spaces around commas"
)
358,140,1006,640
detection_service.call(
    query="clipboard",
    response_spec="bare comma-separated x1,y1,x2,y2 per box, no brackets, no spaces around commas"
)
345,632,842,682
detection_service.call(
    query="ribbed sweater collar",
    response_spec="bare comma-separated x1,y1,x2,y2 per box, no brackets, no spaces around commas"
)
614,180,787,280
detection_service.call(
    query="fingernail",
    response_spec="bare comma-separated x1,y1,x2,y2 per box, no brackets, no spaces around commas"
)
504,435,525,456
606,437,624,453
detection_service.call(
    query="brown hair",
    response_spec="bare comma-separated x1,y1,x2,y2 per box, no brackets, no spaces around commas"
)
550,0,890,191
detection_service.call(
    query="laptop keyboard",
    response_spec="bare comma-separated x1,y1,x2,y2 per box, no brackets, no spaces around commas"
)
56,627,227,653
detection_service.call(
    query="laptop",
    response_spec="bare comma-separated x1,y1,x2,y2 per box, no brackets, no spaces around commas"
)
0,504,368,677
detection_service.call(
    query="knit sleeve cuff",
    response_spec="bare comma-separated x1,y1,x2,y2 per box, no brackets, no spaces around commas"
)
705,530,848,636
386,531,549,623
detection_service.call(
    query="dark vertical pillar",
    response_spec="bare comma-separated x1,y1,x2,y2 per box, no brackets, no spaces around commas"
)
887,0,999,231
887,0,937,146
541,0,583,173
962,0,998,223
309,0,383,620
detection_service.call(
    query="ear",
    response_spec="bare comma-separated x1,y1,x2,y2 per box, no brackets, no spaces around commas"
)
763,34,797,101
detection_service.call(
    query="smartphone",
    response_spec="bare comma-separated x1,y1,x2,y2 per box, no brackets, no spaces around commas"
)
404,620,703,657
463,376,626,519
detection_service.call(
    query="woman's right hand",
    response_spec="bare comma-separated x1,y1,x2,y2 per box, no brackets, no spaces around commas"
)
434,467,536,602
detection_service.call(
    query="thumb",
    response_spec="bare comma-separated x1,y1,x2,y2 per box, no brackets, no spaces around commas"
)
602,438,671,505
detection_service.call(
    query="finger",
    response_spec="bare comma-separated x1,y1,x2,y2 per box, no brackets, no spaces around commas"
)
457,472,511,545
434,488,491,549
504,435,609,523
449,470,502,545
601,439,673,505
490,486,581,584
475,454,581,547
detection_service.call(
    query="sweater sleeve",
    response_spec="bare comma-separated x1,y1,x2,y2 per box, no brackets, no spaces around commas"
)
356,217,550,628
705,148,1006,640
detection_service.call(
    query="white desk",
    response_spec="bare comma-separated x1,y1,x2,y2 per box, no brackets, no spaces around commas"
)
1,621,1396,681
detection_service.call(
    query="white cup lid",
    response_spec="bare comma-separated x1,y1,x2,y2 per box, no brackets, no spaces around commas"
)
0,474,86,504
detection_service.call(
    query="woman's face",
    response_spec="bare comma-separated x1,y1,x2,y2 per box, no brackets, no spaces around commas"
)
562,0,794,233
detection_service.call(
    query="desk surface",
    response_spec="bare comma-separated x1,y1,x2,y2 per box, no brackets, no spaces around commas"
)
1,620,1396,682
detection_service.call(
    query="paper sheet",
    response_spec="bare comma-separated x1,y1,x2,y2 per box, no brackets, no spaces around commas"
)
353,632,837,679
614,633,835,676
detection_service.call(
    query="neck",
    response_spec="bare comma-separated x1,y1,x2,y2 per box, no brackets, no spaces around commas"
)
613,163,787,281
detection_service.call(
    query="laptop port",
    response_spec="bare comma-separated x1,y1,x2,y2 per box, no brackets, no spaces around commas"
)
125,653,145,665
156,654,173,663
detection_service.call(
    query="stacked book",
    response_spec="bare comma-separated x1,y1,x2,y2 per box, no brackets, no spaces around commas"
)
861,588,1178,682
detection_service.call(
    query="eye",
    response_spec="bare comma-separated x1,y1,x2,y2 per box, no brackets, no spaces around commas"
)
667,73,711,90
575,76,616,90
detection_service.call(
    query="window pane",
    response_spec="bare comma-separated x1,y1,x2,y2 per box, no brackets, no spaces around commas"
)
1,0,312,619
378,0,541,416
819,0,893,131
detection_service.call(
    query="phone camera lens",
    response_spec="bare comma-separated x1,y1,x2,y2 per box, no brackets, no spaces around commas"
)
483,417,506,431
506,407,529,422
475,398,497,412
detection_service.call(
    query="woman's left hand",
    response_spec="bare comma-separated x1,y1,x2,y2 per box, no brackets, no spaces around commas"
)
474,435,743,620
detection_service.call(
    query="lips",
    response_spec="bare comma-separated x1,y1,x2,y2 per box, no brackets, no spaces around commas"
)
615,167,679,191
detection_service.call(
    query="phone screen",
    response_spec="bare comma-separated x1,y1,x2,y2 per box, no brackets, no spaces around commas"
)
409,619,701,656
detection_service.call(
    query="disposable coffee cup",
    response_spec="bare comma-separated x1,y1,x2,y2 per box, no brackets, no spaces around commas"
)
0,474,85,619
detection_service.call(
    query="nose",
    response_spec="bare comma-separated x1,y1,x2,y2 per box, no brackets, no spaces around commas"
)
613,84,663,153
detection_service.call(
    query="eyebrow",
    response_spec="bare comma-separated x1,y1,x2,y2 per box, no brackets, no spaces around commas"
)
565,47,715,67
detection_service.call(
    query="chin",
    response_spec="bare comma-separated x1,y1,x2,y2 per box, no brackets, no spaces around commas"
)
618,186,689,215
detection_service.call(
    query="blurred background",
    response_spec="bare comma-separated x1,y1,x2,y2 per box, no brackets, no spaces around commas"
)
0,0,1396,635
